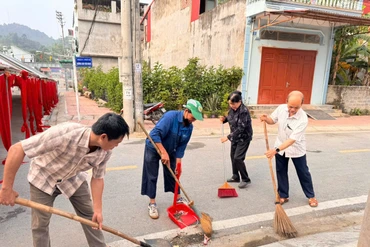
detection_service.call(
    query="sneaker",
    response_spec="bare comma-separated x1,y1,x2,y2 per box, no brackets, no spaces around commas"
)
238,180,251,188
148,203,159,219
176,197,189,205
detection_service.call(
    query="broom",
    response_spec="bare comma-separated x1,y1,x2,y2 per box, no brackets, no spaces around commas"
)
218,124,238,198
263,122,297,238
137,121,213,237
14,197,171,247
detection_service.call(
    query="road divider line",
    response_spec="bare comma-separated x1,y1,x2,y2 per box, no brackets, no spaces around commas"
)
339,149,370,153
108,195,368,247
87,166,137,175
106,166,137,171
246,155,266,160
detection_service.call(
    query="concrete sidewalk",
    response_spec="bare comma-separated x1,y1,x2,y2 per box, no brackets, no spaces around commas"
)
49,91,370,138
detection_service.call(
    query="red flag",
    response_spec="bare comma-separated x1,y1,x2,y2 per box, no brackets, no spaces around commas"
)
363,0,370,15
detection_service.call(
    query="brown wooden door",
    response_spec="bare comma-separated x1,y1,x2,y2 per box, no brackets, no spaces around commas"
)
258,47,316,104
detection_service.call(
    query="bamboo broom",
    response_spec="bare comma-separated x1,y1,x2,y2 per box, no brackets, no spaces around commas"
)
137,121,213,237
263,122,297,238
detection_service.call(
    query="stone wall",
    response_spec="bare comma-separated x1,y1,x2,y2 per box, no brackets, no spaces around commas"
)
326,85,370,113
142,0,246,69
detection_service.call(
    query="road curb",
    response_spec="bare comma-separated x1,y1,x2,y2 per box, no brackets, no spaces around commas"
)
108,195,367,247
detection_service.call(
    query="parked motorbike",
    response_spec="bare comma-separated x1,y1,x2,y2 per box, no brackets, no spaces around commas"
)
143,102,166,124
120,102,166,124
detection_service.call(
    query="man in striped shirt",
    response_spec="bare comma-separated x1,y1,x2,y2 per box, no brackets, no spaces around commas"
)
0,113,129,247
260,91,318,208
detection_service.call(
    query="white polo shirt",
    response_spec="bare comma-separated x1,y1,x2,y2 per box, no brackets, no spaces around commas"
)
270,104,308,158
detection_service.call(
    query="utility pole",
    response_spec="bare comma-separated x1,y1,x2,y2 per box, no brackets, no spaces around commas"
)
55,11,66,55
56,10,67,91
121,0,134,132
133,0,143,132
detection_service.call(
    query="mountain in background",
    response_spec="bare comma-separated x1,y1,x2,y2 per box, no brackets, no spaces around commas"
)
0,23,56,47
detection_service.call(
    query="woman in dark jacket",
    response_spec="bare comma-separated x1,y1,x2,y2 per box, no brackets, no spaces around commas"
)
220,91,253,188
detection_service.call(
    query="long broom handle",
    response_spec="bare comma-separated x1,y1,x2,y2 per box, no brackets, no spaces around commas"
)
263,122,280,203
222,124,226,182
137,121,194,205
137,123,213,236
14,197,151,247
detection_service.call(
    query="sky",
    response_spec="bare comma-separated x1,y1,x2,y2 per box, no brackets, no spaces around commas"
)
0,0,74,39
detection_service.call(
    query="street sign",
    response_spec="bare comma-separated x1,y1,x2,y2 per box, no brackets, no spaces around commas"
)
59,59,73,69
135,63,142,72
75,56,92,68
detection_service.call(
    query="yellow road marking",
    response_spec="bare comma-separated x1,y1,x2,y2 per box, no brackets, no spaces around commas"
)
106,166,137,171
246,155,266,160
339,149,370,153
87,165,138,174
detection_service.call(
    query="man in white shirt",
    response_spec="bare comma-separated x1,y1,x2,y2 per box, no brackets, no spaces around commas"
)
260,91,318,207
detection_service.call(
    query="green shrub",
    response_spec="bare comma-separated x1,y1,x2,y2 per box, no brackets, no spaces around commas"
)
80,58,243,114
350,108,362,115
142,58,243,113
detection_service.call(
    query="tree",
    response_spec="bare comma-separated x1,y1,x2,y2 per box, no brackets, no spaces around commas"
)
330,26,370,86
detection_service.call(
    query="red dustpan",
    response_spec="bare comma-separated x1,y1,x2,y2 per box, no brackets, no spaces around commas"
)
167,164,199,229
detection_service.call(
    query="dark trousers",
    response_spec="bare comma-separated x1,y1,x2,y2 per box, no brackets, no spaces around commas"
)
30,181,106,247
141,145,178,199
275,153,315,199
230,140,251,182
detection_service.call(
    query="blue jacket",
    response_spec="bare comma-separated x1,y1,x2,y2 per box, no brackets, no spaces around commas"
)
146,110,193,158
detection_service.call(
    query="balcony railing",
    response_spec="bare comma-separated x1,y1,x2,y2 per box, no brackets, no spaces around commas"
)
247,0,363,12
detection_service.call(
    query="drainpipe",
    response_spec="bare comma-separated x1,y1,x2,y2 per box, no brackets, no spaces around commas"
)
322,23,335,105
241,17,254,105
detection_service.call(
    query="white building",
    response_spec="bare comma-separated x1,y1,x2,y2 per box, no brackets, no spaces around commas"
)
242,0,370,105
73,0,149,71
3,46,35,63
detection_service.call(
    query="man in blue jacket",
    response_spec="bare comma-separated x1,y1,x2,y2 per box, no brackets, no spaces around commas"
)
141,99,203,219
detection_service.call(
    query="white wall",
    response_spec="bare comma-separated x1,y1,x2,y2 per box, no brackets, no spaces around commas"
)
92,57,118,71
246,24,332,105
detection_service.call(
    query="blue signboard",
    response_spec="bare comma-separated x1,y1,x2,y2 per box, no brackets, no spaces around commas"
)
75,57,92,68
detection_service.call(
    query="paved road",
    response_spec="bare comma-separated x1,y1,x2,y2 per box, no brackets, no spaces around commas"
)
1,131,370,247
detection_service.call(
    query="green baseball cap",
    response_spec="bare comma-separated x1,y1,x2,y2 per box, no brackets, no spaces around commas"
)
183,99,204,121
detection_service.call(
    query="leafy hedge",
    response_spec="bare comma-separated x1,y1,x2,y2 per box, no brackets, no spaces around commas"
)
79,66,123,112
80,58,243,116
143,58,243,116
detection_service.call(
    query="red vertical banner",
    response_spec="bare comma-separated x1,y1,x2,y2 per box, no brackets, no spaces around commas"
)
147,10,152,42
191,0,200,22
34,79,43,133
363,0,370,15
41,80,49,115
0,74,13,164
27,78,36,135
16,74,30,139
